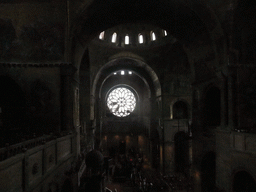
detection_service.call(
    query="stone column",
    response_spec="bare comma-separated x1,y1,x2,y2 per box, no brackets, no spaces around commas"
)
73,85,81,156
88,95,96,149
220,77,228,128
193,88,203,133
158,95,166,174
228,74,235,130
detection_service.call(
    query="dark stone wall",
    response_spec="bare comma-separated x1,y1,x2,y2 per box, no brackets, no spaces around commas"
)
237,67,256,131
0,0,255,191
0,2,66,62
0,66,61,146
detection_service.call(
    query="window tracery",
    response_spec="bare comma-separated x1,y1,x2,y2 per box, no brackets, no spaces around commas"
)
107,87,136,117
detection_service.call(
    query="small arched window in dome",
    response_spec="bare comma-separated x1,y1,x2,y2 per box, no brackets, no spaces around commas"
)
99,31,105,40
150,31,156,41
111,32,117,43
125,35,129,45
138,33,143,44
163,30,167,36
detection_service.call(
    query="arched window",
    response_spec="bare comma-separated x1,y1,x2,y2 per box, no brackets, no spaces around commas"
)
99,31,105,40
138,33,144,44
233,171,256,192
107,87,136,117
204,86,221,126
174,132,189,173
125,35,129,45
111,32,117,43
173,101,188,119
201,152,216,191
150,31,156,41
163,30,167,36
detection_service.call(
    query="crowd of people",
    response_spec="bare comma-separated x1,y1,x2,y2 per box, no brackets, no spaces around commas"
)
108,148,144,182
82,147,194,192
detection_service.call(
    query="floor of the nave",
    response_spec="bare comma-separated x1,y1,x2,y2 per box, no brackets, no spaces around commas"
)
79,157,193,192
78,147,195,192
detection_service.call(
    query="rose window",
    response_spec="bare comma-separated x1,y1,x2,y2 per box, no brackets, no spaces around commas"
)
107,87,136,117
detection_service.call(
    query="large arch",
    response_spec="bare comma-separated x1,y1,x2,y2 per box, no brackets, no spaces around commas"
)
92,56,161,99
203,85,221,128
233,0,256,64
201,151,216,192
171,99,190,120
232,170,256,192
91,56,162,156
174,131,189,174
70,0,226,82
69,0,228,179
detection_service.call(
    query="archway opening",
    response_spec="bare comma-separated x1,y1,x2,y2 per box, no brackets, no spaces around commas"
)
233,0,256,63
201,151,216,192
174,131,189,174
61,179,73,192
204,86,221,127
233,171,256,192
173,101,188,119
92,59,160,165
151,128,160,169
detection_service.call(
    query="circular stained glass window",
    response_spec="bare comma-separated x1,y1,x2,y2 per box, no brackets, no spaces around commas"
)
107,87,136,117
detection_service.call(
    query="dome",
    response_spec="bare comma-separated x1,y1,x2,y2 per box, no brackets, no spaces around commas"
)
93,23,177,48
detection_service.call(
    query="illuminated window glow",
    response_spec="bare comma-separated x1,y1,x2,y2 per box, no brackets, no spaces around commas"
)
107,87,136,117
128,71,132,75
150,31,156,41
138,34,143,44
112,32,117,43
125,35,129,45
121,70,125,75
99,31,105,40
163,30,167,36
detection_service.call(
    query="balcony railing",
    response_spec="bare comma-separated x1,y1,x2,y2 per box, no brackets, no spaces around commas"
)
0,133,76,192
0,134,54,162
230,130,256,153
